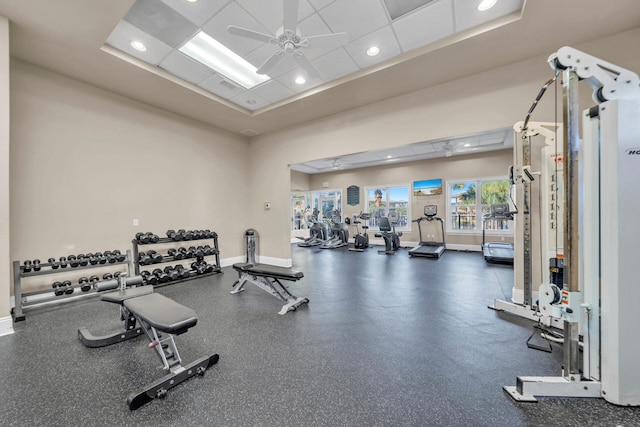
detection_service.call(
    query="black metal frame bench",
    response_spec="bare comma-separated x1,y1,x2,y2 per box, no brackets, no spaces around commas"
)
231,263,309,315
77,277,218,410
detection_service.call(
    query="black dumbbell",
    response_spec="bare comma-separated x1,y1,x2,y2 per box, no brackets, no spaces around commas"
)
191,261,206,275
59,256,68,268
112,250,125,262
168,248,182,260
147,250,163,264
48,257,59,269
79,277,91,292
174,264,191,279
166,230,181,241
138,251,150,265
89,275,99,289
135,232,150,244
95,252,106,264
53,281,65,296
77,254,88,266
103,273,113,281
164,266,180,281
22,260,32,273
152,268,170,283
68,255,79,268
104,251,117,263
87,253,98,265
141,270,158,286
63,280,74,295
32,259,42,271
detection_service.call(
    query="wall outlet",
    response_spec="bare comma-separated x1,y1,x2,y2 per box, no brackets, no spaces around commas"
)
133,218,139,226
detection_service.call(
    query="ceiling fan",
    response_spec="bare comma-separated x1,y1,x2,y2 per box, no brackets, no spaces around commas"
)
227,0,348,79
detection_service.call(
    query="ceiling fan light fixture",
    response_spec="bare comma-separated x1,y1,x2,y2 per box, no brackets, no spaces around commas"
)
477,0,497,11
130,40,147,52
179,31,269,89
366,46,380,57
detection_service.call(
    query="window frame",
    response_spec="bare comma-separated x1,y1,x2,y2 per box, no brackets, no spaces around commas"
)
364,184,411,232
446,176,513,236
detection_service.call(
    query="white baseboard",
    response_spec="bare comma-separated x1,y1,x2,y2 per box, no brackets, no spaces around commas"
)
445,244,481,252
220,256,245,267
0,316,14,338
258,256,292,268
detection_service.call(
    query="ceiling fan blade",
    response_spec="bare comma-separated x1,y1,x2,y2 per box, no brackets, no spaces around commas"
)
283,0,299,32
304,32,349,50
293,51,320,80
227,25,275,44
257,50,286,75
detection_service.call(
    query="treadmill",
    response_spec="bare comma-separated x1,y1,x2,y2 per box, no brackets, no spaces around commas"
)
408,205,446,259
482,204,515,264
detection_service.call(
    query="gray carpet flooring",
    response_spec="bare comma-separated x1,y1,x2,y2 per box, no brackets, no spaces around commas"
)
1,245,639,426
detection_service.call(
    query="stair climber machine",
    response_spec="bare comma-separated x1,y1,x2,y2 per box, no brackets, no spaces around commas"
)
296,208,329,247
408,205,446,258
501,46,640,406
320,210,349,249
482,204,515,264
347,212,371,252
375,212,402,255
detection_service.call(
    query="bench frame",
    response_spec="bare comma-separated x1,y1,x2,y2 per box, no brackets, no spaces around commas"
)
77,279,218,410
232,263,309,315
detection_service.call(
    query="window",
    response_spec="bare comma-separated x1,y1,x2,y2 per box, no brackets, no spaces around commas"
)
447,177,512,234
365,185,410,231
290,190,342,231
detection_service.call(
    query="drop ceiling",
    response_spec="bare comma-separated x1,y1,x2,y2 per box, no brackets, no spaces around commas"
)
1,0,640,137
104,0,524,113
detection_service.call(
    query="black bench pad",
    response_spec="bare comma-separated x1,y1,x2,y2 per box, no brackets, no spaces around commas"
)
233,263,304,281
101,286,153,304
124,293,197,334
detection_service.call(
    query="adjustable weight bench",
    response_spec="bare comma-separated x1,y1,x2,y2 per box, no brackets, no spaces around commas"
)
231,263,309,315
78,282,219,410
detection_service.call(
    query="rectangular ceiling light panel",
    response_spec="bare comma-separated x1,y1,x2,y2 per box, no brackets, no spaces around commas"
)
179,31,269,89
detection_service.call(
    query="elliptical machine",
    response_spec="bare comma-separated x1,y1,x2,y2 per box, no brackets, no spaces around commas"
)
320,210,349,249
348,212,371,252
296,208,328,247
375,211,403,255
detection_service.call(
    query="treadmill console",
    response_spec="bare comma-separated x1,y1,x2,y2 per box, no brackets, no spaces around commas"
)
424,205,437,217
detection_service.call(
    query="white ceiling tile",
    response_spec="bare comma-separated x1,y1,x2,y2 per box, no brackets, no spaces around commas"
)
453,0,524,32
250,79,296,103
275,67,324,93
319,0,389,40
312,48,359,81
298,13,347,60
199,74,246,98
123,0,197,48
392,0,454,52
346,26,401,69
202,2,271,56
308,0,337,11
230,91,270,110
159,51,215,84
160,0,230,27
235,0,314,33
105,20,174,65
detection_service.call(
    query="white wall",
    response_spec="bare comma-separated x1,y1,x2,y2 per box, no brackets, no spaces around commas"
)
7,60,251,298
0,16,11,333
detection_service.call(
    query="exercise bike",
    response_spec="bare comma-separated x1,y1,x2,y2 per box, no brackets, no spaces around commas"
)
375,212,403,255
348,212,371,252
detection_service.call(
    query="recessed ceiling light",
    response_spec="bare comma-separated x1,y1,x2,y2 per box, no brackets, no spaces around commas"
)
179,31,269,89
186,0,198,2
386,155,393,159
464,143,471,147
366,46,380,57
295,76,306,85
130,40,147,52
477,0,497,11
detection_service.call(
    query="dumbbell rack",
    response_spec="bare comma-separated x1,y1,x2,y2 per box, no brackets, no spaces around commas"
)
11,250,134,322
131,233,222,286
